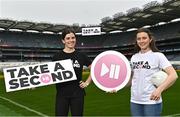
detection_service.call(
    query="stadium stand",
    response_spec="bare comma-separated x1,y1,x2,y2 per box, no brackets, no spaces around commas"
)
0,20,180,61
0,21,180,61
0,31,62,62
76,35,104,48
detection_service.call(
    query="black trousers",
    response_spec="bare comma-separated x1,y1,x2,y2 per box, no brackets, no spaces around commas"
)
55,95,84,116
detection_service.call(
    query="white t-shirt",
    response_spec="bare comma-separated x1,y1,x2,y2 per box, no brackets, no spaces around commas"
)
130,50,171,104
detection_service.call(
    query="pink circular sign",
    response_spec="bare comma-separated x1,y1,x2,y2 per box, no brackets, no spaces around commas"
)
91,50,131,92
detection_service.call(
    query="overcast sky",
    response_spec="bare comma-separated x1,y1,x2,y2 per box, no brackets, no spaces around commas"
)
0,0,163,25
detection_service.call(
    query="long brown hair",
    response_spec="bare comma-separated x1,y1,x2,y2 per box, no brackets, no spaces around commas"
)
134,28,159,52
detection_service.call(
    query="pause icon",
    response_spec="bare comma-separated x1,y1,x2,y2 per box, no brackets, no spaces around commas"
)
101,63,120,79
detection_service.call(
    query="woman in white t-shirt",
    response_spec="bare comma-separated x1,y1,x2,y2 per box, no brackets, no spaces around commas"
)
130,28,178,116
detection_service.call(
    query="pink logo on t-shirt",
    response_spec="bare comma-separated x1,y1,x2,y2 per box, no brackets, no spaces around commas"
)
91,51,131,92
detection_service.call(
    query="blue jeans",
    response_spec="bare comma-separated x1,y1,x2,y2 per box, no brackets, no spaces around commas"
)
131,102,162,116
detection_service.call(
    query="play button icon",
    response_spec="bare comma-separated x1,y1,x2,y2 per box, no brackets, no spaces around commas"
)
91,50,131,92
100,63,109,77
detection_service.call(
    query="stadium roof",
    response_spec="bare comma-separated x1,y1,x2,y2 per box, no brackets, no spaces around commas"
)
0,0,180,33
101,0,180,32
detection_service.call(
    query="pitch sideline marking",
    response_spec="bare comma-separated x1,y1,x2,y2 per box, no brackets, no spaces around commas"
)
168,113,180,116
0,95,48,117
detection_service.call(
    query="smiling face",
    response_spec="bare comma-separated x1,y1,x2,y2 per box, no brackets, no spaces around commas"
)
136,32,152,53
62,32,76,50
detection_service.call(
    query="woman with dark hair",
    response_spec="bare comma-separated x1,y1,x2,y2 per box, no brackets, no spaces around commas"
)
130,28,178,116
52,27,91,116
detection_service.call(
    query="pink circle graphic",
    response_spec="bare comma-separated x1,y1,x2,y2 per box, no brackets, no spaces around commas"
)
40,74,52,84
91,51,131,92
